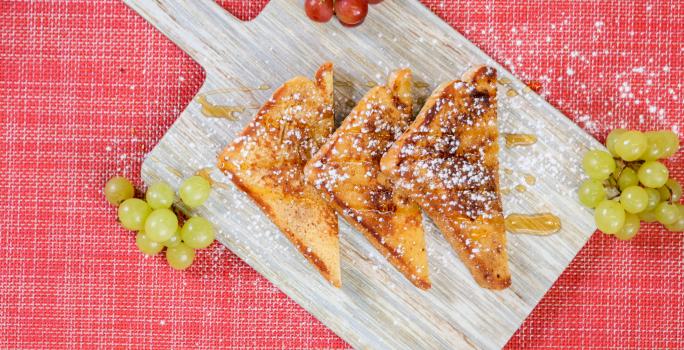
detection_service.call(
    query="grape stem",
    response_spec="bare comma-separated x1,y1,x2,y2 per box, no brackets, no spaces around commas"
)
605,158,643,200
663,185,674,204
602,174,620,199
613,158,627,178
607,158,676,203
604,184,621,200
626,160,644,171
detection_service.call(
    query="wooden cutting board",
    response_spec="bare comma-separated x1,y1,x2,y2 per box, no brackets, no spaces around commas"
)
126,0,601,348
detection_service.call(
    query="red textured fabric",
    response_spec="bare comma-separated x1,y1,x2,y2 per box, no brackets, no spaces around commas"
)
1,0,682,348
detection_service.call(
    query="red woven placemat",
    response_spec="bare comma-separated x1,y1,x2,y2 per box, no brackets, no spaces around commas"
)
1,0,682,348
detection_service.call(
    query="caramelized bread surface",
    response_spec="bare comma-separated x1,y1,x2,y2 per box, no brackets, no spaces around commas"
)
305,69,430,289
218,63,340,287
380,66,510,289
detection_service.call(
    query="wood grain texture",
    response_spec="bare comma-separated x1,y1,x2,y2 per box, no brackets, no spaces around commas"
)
125,0,602,348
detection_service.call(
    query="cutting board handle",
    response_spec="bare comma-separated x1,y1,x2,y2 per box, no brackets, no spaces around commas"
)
123,0,258,71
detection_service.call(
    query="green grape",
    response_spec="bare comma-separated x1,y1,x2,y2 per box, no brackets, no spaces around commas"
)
654,202,681,225
637,161,669,188
578,179,606,208
644,188,661,211
145,182,175,209
577,179,606,208
641,132,668,161
144,208,179,242
163,229,182,248
166,243,195,270
617,168,639,191
179,176,211,208
180,216,216,249
136,232,164,255
666,220,684,232
615,213,640,240
614,130,647,161
606,129,626,156
657,130,680,157
619,186,649,214
118,198,151,231
594,200,626,234
639,208,658,223
665,178,682,202
582,150,616,180
104,176,135,205
664,205,684,232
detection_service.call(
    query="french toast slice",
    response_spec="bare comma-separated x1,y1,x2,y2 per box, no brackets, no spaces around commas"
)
305,69,431,289
380,66,510,290
218,62,340,287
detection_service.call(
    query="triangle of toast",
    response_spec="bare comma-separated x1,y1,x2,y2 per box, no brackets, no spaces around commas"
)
380,66,510,289
305,69,430,289
218,62,341,287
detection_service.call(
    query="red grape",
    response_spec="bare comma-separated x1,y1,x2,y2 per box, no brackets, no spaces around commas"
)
305,0,334,23
368,0,384,4
335,0,369,27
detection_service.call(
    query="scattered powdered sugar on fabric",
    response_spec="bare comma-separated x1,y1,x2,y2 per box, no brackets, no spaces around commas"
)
445,13,684,141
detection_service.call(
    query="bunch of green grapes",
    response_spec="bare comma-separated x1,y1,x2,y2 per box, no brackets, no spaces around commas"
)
578,129,682,240
103,175,215,270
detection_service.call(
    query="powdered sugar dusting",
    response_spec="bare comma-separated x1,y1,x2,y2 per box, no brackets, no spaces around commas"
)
389,79,500,224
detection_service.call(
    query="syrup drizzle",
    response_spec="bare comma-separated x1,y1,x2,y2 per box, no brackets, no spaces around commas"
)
503,133,538,148
197,95,247,120
165,165,182,178
334,80,353,87
196,85,270,120
414,81,430,89
505,213,561,236
201,85,270,96
195,167,214,185
506,89,519,97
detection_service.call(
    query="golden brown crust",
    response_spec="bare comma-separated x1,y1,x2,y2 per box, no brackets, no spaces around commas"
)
381,65,510,290
329,196,431,290
305,68,431,289
218,62,340,287
223,167,338,286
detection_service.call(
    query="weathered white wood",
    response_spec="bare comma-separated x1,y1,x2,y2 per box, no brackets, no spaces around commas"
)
125,0,602,349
